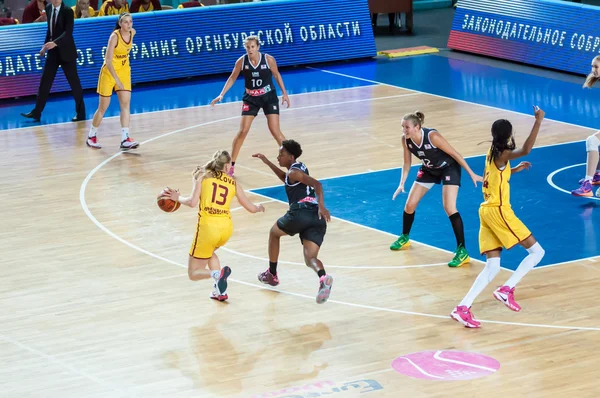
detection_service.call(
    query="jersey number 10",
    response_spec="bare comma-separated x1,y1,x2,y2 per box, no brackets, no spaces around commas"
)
211,182,229,206
251,78,263,88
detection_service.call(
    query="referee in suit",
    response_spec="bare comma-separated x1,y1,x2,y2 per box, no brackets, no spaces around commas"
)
21,0,86,122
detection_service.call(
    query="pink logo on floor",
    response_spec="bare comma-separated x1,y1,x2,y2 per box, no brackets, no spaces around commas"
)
392,350,500,381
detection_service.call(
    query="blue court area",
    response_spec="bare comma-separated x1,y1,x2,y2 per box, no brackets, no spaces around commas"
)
4,55,600,130
3,54,600,267
253,141,600,269
0,68,373,130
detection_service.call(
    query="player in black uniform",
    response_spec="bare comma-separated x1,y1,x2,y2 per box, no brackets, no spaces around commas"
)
211,35,290,176
390,111,483,267
252,140,334,304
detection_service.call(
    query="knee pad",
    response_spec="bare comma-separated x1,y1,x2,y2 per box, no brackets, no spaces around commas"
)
527,242,545,263
586,133,600,152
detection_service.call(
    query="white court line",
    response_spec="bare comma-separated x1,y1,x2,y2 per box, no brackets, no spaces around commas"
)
250,139,586,191
307,66,600,132
221,245,447,270
231,278,600,331
433,350,497,372
395,356,444,379
78,90,600,331
229,200,447,269
546,163,600,202
542,163,600,268
80,178,600,332
243,190,478,266
230,199,277,212
6,84,380,132
0,333,124,394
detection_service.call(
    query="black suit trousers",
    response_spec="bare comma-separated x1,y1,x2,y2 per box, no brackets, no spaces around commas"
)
34,50,85,118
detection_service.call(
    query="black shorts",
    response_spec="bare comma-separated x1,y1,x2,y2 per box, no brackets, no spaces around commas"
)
415,162,461,187
241,91,279,116
277,205,327,247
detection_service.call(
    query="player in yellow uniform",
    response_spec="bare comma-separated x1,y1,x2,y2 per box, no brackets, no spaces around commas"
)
163,150,265,301
451,106,546,328
86,12,138,150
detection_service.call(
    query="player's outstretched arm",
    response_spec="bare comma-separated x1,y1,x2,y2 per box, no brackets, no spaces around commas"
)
235,182,266,213
501,106,545,162
252,153,286,182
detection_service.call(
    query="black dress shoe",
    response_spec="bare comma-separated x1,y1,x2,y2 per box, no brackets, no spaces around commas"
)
72,115,86,122
21,111,40,122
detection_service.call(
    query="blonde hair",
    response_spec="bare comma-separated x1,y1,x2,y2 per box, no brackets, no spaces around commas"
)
403,111,425,127
115,12,131,30
193,150,232,180
244,35,260,47
584,56,600,88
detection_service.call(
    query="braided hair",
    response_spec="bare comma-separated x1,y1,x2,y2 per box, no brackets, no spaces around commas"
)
489,119,515,163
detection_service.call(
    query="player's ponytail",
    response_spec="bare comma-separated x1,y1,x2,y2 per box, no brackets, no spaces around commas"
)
196,150,232,179
490,119,516,163
403,111,425,127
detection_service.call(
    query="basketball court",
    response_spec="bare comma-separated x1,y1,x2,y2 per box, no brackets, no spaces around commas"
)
1,54,599,397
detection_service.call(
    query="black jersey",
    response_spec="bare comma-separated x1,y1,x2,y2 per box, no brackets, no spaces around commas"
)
285,162,318,207
242,53,276,97
406,128,455,169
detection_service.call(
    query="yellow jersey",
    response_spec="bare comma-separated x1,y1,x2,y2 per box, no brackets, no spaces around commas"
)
135,2,155,12
98,0,129,16
71,6,95,18
109,30,133,71
481,150,511,208
199,173,236,219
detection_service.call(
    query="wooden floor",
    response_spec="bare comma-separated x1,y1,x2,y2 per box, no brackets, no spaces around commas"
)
2,84,600,397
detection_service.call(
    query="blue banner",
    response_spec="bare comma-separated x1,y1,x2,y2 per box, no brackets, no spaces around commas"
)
0,0,375,99
448,0,600,76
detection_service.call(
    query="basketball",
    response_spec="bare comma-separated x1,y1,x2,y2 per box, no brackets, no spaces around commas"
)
157,192,181,213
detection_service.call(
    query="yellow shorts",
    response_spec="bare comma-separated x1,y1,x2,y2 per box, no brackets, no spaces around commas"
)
97,65,131,97
189,218,233,259
478,206,531,254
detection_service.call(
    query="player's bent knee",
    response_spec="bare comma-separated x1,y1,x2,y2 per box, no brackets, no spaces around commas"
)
404,202,417,213
444,206,458,216
187,269,199,281
527,241,545,261
586,134,600,152
270,224,283,236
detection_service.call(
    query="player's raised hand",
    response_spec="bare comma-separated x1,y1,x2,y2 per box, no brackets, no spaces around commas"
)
533,105,545,121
